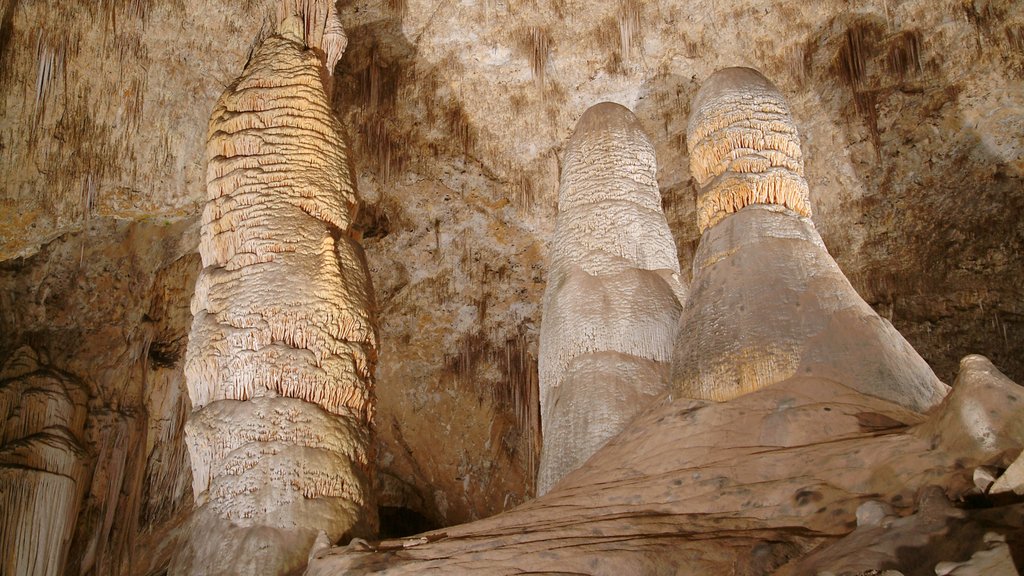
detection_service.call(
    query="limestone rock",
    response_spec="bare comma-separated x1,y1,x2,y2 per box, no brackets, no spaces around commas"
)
671,68,948,412
991,453,1024,497
173,10,376,575
779,488,1024,576
0,347,89,576
687,67,811,232
307,359,1024,575
537,102,685,495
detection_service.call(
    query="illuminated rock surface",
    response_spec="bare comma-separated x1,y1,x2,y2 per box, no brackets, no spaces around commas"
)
537,102,685,495
672,68,948,411
0,0,1022,574
306,355,1024,575
171,5,377,574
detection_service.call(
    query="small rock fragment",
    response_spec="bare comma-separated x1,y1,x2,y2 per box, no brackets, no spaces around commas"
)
856,500,894,528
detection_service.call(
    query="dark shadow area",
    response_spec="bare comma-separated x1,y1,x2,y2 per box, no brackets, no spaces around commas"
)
377,506,439,539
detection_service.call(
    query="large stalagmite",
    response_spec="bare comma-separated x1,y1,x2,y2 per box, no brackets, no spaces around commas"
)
537,103,686,495
0,347,89,576
672,67,948,411
171,6,376,575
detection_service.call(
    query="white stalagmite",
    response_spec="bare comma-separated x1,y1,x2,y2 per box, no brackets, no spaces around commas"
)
0,347,89,576
672,67,948,411
171,5,378,575
537,102,686,495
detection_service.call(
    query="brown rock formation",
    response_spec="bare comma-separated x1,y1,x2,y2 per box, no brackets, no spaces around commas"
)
305,356,1024,574
672,67,948,411
171,5,377,575
303,68,1022,576
537,102,685,495
0,347,89,576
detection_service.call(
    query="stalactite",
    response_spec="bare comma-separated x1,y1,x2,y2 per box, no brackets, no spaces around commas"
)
171,4,376,575
672,67,948,411
0,346,89,576
537,102,686,495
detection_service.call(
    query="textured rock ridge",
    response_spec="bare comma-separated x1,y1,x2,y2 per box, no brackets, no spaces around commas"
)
537,102,685,495
306,356,1024,575
172,9,376,575
687,67,811,233
276,0,349,75
672,68,948,411
0,347,89,576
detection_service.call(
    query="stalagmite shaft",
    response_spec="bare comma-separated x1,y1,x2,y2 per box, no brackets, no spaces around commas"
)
172,5,377,575
0,347,89,576
537,102,686,495
672,67,948,411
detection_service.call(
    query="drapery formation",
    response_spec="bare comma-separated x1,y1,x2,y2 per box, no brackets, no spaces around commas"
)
0,347,89,576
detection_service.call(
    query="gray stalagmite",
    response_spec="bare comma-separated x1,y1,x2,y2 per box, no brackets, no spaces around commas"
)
672,67,948,411
537,103,686,495
0,347,89,576
171,5,377,575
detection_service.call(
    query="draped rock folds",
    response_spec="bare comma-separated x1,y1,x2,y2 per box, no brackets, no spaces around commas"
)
687,67,811,233
537,102,685,495
0,347,88,576
175,11,375,575
672,68,948,411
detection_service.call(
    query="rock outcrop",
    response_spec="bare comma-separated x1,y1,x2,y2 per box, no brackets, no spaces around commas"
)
306,356,1024,575
171,5,377,575
671,67,948,412
0,347,89,576
536,102,686,495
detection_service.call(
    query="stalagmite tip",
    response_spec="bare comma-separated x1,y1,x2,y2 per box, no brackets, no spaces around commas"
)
687,67,811,232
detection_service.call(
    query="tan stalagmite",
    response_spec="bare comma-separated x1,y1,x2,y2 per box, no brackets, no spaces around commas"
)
172,4,378,575
0,347,89,576
687,67,811,233
537,102,686,495
672,67,948,411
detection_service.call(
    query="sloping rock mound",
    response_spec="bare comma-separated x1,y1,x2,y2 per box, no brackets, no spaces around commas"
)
307,355,1024,575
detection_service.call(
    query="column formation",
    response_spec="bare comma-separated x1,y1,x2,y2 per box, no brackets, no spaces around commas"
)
173,8,377,575
672,67,947,411
537,103,686,495
0,347,88,576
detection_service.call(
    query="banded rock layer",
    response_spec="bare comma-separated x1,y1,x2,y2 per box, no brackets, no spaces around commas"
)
0,347,89,576
672,68,948,411
173,9,377,575
537,102,686,495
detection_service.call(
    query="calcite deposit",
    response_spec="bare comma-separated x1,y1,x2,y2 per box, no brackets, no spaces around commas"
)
304,68,1024,575
0,347,89,576
306,355,1024,575
0,0,1023,574
172,4,377,575
537,102,685,495
672,68,949,412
